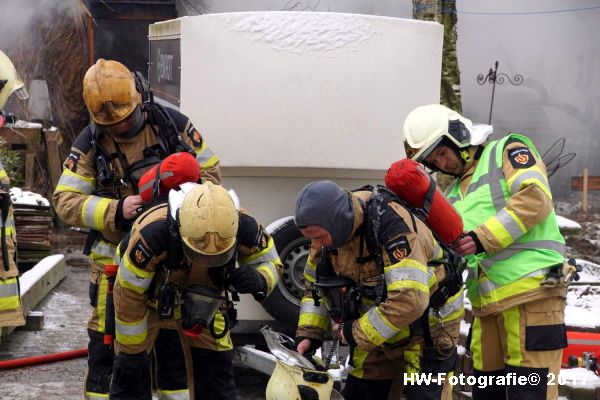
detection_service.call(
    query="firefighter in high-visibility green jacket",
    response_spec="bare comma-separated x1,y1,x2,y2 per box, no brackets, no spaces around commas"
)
403,104,569,400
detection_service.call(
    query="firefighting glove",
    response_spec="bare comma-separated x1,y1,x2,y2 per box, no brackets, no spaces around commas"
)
294,336,323,356
227,267,267,297
563,258,582,284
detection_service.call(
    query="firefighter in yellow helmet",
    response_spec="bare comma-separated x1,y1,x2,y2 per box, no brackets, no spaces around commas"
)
52,59,222,399
403,104,570,400
109,182,282,400
0,50,28,328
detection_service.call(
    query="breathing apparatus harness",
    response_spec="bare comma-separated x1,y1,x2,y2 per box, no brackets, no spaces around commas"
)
149,187,238,340
89,72,193,198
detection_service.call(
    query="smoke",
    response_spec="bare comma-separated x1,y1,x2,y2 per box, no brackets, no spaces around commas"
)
0,0,77,51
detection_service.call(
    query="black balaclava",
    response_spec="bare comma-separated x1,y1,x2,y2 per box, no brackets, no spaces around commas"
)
294,180,354,248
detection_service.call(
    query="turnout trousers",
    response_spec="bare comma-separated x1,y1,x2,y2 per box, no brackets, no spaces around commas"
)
469,296,567,400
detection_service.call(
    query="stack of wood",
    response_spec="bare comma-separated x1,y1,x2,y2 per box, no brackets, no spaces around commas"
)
8,187,53,270
13,202,53,270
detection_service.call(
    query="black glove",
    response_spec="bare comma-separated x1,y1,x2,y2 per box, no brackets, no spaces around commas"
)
294,336,323,355
227,267,267,295
115,198,134,231
466,231,485,254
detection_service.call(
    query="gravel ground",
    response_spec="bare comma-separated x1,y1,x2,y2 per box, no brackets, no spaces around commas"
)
0,229,269,400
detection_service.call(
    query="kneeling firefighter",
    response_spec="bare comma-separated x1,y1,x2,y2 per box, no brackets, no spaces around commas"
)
294,180,465,400
110,182,282,400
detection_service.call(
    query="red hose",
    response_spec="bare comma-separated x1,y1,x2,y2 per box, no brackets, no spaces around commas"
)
0,347,88,370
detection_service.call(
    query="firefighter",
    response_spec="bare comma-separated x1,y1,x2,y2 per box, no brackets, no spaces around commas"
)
403,104,569,400
109,182,281,400
0,50,28,328
52,59,221,400
294,180,463,400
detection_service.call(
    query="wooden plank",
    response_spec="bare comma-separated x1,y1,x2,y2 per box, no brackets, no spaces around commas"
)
25,153,35,189
44,128,63,196
572,175,600,191
0,255,66,341
583,168,589,212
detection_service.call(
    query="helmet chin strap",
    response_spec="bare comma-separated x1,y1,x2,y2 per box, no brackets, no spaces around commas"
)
460,149,471,164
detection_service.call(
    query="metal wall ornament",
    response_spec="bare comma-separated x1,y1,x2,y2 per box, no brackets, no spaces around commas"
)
477,60,524,124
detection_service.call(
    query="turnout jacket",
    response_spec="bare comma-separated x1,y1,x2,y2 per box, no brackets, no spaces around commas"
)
113,203,282,353
296,190,464,353
52,107,221,269
447,134,566,317
0,160,24,327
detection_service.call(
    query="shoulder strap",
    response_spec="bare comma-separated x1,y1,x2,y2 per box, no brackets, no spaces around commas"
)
356,185,405,267
161,205,185,270
147,103,193,155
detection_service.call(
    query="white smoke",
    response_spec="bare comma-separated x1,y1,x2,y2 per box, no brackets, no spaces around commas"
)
0,0,76,50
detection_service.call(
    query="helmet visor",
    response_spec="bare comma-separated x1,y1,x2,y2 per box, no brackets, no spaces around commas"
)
404,136,443,163
98,105,144,137
182,239,236,268
14,85,28,100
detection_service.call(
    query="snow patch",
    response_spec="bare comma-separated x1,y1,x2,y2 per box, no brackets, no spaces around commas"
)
10,120,43,129
575,259,600,282
9,187,50,207
228,12,378,54
19,255,65,294
556,215,581,230
559,367,600,388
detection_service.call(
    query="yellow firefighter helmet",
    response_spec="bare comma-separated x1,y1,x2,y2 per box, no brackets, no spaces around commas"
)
266,361,338,400
262,328,343,400
0,50,28,109
178,182,239,267
82,59,141,126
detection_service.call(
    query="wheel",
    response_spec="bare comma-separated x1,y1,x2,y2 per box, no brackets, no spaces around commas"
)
262,217,311,328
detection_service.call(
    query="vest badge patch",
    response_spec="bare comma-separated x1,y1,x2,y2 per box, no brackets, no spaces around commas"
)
385,236,411,264
188,125,203,147
131,239,153,269
508,147,535,168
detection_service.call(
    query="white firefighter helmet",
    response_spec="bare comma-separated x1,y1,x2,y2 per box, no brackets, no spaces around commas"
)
176,182,239,268
402,104,492,163
262,328,343,400
0,50,28,109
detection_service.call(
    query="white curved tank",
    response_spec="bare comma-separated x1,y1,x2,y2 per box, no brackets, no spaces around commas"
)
149,11,443,323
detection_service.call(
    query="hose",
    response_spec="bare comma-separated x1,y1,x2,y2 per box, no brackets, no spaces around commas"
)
0,347,88,370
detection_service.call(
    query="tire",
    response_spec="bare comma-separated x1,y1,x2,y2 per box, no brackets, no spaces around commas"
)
262,217,311,328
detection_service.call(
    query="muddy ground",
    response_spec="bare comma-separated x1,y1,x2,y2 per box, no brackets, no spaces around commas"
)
0,194,598,400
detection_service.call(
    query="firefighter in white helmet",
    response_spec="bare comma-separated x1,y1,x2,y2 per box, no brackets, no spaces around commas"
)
110,182,282,400
52,58,222,399
0,50,28,328
403,104,570,400
0,50,28,112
